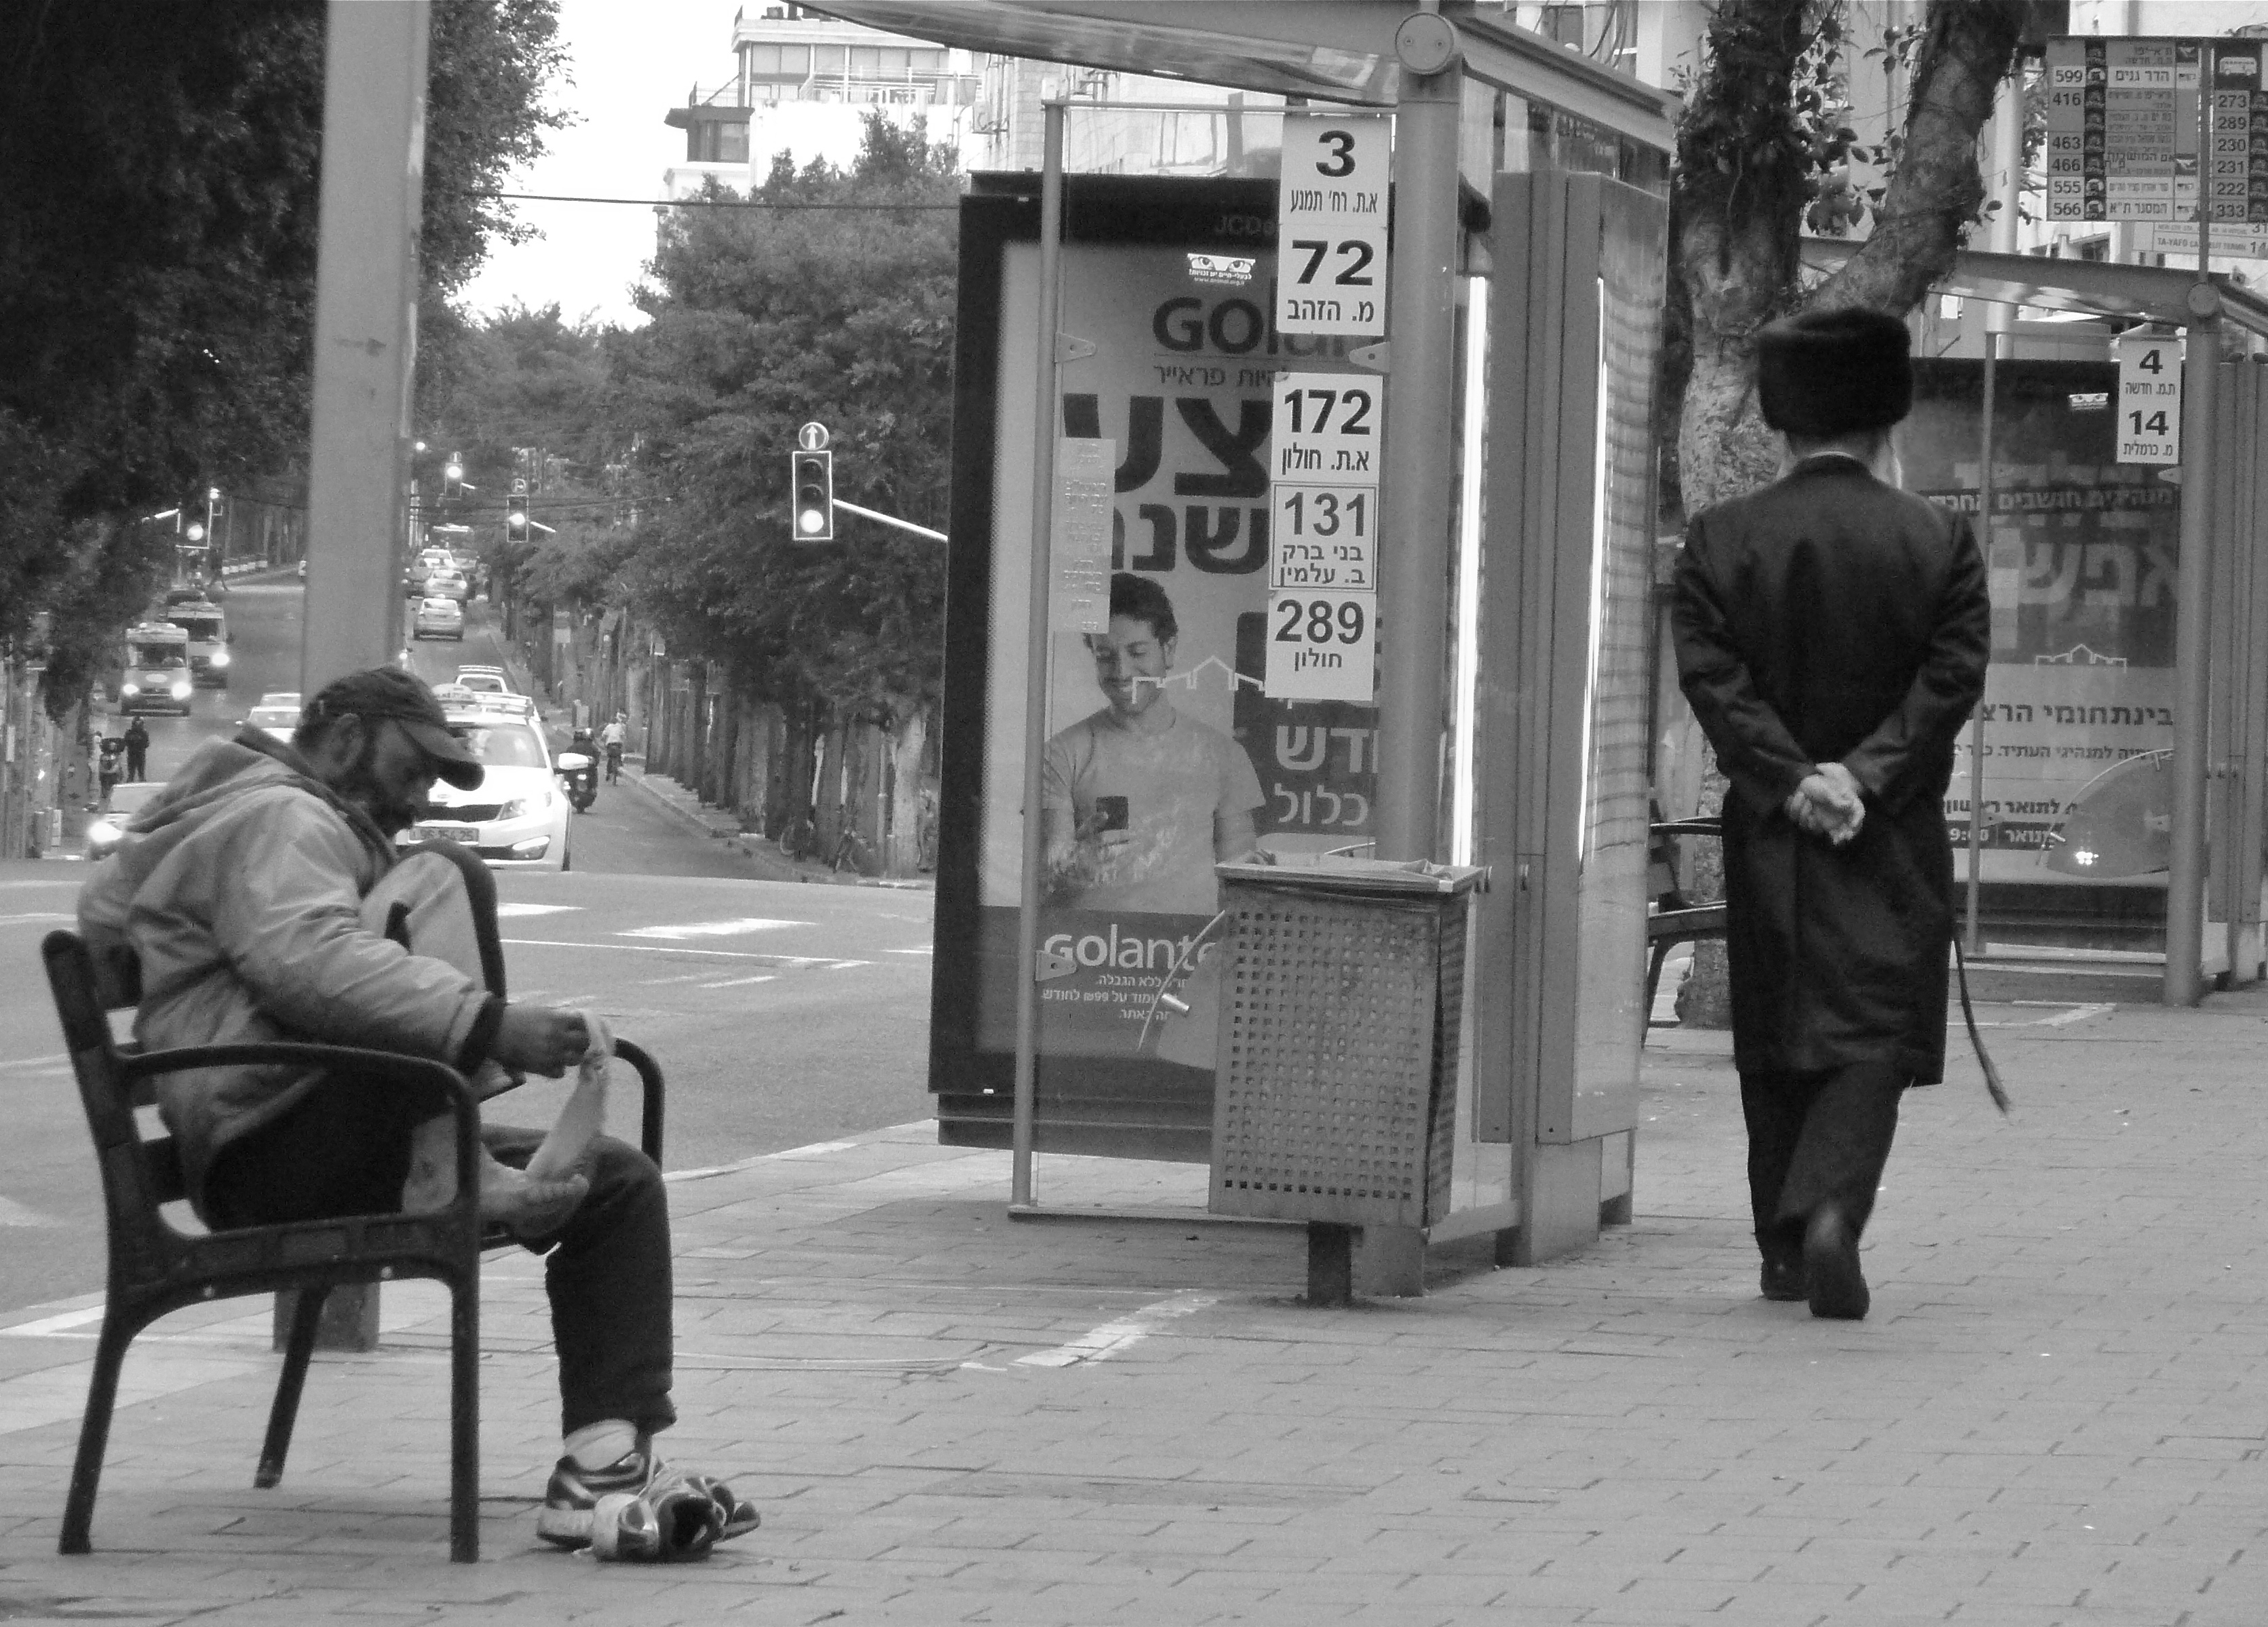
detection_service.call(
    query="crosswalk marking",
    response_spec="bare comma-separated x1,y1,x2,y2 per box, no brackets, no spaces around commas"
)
619,917,807,940
0,1197,64,1229
697,974,777,989
889,946,934,956
495,902,582,919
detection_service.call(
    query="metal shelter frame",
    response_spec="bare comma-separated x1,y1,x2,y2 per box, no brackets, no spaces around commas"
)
1802,236,2268,1004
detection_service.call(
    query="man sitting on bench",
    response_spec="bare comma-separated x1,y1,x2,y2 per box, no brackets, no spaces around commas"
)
75,667,755,1561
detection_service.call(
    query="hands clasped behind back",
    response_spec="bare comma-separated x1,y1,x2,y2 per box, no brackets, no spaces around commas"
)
1786,762,1866,846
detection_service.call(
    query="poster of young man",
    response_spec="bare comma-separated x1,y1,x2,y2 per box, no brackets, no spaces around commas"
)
1903,357,2179,885
932,175,1380,1154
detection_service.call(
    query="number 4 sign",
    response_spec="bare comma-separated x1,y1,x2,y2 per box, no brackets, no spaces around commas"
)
1277,113,1389,337
2117,332,2182,465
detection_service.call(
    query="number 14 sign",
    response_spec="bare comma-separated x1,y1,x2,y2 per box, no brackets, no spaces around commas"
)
2117,332,2182,465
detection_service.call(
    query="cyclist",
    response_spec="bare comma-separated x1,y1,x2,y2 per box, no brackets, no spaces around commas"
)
600,714,626,784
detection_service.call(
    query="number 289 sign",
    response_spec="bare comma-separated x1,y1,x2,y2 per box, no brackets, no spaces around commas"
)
1276,113,1389,337
1265,590,1375,702
2117,332,2182,465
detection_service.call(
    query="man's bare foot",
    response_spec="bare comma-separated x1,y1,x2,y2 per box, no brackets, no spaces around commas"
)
401,1120,588,1234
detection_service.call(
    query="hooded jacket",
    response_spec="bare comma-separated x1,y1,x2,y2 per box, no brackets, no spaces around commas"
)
77,729,501,1212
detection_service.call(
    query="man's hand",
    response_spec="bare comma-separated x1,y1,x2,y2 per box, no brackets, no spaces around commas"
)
1784,762,1866,846
493,1004,591,1077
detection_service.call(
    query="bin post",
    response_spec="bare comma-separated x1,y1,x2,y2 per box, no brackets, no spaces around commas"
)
2167,294,2221,1005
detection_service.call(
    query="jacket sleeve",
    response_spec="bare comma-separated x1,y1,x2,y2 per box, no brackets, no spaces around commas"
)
1670,511,1815,817
199,793,489,1060
1839,514,1992,813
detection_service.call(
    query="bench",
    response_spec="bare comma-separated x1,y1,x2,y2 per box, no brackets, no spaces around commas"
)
42,842,664,1563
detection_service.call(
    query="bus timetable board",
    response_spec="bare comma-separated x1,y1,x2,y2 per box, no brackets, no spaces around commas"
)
2044,36,2268,225
931,174,1383,1160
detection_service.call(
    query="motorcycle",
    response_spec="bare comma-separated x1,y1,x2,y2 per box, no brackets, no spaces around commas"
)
557,750,598,814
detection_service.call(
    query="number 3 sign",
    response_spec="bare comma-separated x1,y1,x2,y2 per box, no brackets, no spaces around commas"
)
1276,113,1390,337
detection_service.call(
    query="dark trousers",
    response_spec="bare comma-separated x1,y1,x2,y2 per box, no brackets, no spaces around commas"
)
204,1071,677,1439
1740,1060,1906,1264
125,751,145,781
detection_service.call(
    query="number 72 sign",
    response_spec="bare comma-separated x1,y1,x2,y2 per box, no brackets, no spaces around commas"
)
2116,333,2182,465
1276,113,1389,337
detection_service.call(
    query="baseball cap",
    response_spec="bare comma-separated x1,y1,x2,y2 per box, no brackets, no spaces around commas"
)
301,668,484,790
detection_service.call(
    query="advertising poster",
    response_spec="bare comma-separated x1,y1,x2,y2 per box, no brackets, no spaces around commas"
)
1904,357,2178,884
933,176,1381,1153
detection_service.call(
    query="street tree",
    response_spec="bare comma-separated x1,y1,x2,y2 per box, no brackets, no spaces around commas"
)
609,113,958,836
0,0,568,710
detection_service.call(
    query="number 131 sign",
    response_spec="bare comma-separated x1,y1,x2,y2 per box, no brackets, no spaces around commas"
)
1276,113,1389,337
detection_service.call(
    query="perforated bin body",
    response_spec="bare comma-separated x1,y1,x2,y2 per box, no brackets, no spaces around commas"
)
1209,867,1478,1228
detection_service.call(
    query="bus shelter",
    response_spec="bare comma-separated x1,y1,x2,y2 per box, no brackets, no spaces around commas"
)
819,0,1682,1289
1804,237,2268,1004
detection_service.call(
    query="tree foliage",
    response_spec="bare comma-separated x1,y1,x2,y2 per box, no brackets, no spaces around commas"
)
609,113,959,722
0,0,566,710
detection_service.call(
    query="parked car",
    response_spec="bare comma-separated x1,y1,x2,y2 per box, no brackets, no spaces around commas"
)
85,781,168,862
453,665,514,695
118,624,193,715
400,710,572,870
404,548,454,594
412,596,465,640
244,703,299,744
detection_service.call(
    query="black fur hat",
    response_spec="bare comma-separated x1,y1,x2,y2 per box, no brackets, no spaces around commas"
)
1756,307,1913,438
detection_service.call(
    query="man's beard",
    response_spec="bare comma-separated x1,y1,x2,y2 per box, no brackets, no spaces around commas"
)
335,735,427,837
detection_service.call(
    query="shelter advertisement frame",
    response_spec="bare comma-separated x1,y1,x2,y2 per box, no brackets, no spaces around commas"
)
931,174,1383,1159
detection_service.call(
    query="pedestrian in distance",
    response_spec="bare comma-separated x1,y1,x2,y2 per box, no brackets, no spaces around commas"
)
76,668,758,1559
1670,306,1991,1321
121,717,149,782
97,736,123,807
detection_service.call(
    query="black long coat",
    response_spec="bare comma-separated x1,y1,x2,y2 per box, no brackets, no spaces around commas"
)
1672,456,1991,1084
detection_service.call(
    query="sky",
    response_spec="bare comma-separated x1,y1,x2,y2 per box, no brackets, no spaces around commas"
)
453,0,744,331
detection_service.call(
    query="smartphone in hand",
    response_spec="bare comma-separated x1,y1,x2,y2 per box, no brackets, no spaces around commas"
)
1094,795,1129,832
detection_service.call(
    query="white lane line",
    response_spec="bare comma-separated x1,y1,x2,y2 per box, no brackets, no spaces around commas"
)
664,1135,862,1183
0,912,75,927
826,959,872,971
888,946,934,956
619,917,809,940
640,972,720,986
495,902,582,918
0,1197,64,1229
503,937,810,961
0,1053,67,1073
1952,1001,2115,1029
7,1305,107,1337
697,974,777,990
1012,1290,1220,1368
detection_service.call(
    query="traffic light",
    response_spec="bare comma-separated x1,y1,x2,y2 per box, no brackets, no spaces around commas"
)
790,451,833,542
507,509,529,545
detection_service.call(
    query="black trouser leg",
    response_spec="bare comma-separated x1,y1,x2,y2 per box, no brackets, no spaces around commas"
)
1740,1069,1813,1266
484,1127,677,1439
208,1087,678,1441
1773,1060,1905,1237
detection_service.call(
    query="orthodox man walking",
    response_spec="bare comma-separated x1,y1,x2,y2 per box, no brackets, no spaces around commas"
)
1672,308,1991,1320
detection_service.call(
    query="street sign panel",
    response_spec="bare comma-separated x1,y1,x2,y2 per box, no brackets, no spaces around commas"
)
1275,113,1389,336
1273,371,1381,480
1269,482,1376,590
796,421,830,451
2117,332,2183,464
1263,588,1375,702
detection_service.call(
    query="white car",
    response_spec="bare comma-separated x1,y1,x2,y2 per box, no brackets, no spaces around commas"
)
425,569,470,603
412,596,464,640
453,666,513,695
244,703,299,744
400,710,572,870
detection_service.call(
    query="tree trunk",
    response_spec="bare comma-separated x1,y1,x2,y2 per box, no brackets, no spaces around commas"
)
887,702,927,877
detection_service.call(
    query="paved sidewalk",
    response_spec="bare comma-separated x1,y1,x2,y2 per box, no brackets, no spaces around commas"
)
3,995,2265,1625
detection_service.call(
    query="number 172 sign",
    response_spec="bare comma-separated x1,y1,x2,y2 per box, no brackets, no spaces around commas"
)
2117,333,2182,465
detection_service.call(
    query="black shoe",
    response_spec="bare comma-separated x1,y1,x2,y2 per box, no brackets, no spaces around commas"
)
1760,1255,1808,1301
1803,1204,1869,1320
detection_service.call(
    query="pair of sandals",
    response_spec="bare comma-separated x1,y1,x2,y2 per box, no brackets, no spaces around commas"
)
589,1471,760,1563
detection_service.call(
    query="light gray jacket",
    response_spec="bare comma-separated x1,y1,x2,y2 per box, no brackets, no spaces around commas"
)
77,731,494,1211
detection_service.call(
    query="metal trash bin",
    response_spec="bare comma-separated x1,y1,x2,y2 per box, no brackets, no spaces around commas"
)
1209,860,1483,1231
